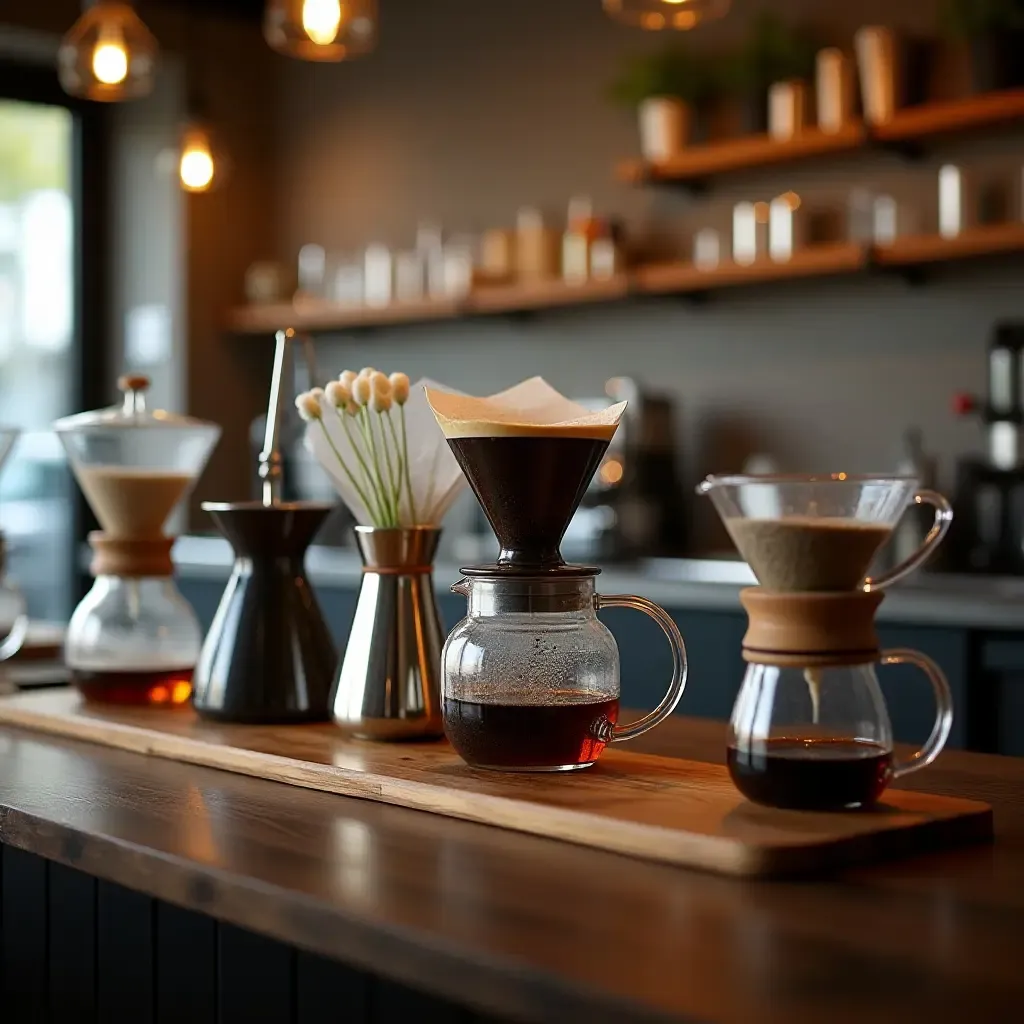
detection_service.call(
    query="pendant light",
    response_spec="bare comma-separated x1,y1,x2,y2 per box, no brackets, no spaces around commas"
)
178,123,221,193
263,0,377,62
603,0,731,31
58,1,159,102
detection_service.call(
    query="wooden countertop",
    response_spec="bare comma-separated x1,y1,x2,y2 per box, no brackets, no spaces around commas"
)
0,714,1021,1023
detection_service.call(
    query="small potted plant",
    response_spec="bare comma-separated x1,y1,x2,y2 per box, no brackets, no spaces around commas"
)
941,0,1024,92
720,13,818,135
611,45,711,162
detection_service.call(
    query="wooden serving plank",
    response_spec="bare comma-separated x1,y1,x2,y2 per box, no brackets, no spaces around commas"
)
0,690,992,878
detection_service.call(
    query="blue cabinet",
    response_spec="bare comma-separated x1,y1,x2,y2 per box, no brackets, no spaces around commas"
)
180,576,983,754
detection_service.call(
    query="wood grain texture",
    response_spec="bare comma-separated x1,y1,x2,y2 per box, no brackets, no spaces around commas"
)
1,715,1023,1023
0,690,992,879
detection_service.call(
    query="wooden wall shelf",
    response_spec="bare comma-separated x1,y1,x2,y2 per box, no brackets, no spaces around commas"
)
227,226,1024,337
617,124,866,188
875,222,1024,268
634,242,866,296
616,88,1024,188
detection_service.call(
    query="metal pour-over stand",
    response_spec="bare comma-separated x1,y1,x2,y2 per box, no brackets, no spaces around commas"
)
192,329,337,723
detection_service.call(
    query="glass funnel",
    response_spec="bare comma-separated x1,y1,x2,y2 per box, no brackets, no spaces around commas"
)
54,374,221,538
697,473,953,591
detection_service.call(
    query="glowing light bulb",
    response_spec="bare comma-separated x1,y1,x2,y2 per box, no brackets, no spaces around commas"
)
92,34,128,86
302,0,343,45
180,136,215,192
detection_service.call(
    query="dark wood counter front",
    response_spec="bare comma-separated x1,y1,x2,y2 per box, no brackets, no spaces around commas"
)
1,716,1022,1023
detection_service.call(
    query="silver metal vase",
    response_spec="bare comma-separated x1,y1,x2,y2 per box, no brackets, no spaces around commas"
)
331,526,445,740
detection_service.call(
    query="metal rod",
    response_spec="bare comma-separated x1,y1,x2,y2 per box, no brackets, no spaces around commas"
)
260,327,293,507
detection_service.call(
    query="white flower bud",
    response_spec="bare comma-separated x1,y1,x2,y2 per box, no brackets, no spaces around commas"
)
325,380,351,408
310,386,325,404
358,366,376,379
339,370,358,388
352,374,372,406
370,371,392,399
295,391,322,421
370,388,393,414
389,372,410,405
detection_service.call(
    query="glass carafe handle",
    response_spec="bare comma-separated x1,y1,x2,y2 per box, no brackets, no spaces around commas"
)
864,490,954,591
593,593,688,744
0,580,28,663
880,648,954,779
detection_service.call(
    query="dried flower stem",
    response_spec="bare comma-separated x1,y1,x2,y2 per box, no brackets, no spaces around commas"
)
360,408,395,525
338,411,387,523
399,406,418,523
316,419,376,521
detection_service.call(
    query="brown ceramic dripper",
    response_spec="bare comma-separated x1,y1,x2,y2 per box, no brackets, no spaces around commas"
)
698,473,955,810
427,380,689,772
192,330,336,723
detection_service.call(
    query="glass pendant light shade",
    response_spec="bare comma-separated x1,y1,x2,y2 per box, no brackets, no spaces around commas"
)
603,0,731,31
264,0,377,61
58,1,159,102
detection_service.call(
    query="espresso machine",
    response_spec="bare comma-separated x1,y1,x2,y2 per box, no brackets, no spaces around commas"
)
949,322,1024,574
561,377,686,562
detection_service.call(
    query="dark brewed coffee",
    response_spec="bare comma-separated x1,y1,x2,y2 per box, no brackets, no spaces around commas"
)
72,666,194,706
447,435,609,566
443,691,619,769
727,737,893,810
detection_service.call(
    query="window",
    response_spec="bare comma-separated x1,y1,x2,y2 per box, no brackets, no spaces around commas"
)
0,58,108,623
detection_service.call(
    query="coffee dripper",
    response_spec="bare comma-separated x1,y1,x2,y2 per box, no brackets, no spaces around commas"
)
699,473,954,810
427,380,688,772
55,375,221,705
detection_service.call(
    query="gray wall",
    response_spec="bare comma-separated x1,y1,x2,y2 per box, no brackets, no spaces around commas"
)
271,0,1024,548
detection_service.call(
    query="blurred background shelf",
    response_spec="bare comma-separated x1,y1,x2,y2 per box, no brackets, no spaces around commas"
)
227,227,1024,336
874,223,1024,268
634,243,867,296
876,88,1024,143
617,89,1024,188
616,124,866,188
226,296,462,334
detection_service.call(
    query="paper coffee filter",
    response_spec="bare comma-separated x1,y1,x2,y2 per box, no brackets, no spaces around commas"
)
425,377,627,439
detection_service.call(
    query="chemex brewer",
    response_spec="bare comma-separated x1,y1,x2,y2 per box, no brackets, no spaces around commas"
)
426,378,688,772
55,375,220,705
699,473,955,810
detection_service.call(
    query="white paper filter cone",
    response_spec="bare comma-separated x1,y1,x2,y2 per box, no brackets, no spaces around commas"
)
425,377,627,439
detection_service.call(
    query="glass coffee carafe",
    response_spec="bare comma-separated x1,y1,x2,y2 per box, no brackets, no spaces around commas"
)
444,574,685,771
428,380,688,772
55,375,220,705
699,473,955,810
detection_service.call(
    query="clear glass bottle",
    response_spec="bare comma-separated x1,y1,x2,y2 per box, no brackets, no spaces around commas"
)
443,574,687,771
65,575,200,705
728,651,953,810
54,375,220,705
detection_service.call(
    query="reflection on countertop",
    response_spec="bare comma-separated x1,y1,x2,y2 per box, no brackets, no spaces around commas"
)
172,534,1024,631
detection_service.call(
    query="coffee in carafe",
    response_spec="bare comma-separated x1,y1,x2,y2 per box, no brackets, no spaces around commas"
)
427,378,689,771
